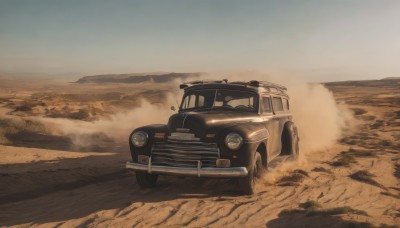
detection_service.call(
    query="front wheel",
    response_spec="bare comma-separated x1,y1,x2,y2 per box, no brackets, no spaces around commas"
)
238,152,263,195
136,172,158,188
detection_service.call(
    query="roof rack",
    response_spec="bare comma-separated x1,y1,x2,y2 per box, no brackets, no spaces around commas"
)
230,80,287,90
179,79,228,89
179,79,287,91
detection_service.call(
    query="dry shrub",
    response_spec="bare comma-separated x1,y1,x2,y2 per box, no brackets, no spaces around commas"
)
14,105,33,112
299,200,322,210
281,200,368,217
352,108,367,116
300,200,368,217
69,108,90,120
331,152,357,167
0,118,49,144
277,169,308,186
312,167,332,174
306,206,368,216
349,170,386,190
380,192,400,199
370,120,384,129
394,165,400,179
346,148,376,157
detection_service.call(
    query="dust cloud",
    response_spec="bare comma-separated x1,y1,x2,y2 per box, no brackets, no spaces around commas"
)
288,83,354,153
38,94,178,148
207,71,354,153
35,73,353,159
206,72,355,183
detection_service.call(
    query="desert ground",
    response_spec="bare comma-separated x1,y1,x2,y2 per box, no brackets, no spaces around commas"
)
0,78,399,227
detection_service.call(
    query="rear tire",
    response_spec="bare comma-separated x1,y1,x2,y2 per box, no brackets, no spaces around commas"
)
291,134,299,160
239,152,263,195
136,172,158,188
282,122,300,160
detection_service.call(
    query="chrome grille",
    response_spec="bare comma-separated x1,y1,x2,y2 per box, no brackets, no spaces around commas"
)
151,131,219,168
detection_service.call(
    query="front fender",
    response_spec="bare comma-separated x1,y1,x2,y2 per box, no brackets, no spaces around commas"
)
129,124,168,162
213,122,269,170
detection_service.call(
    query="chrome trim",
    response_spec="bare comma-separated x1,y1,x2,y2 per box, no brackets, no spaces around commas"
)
148,156,152,174
208,117,264,124
126,161,248,178
131,131,149,148
197,161,201,177
225,132,243,150
176,128,190,133
244,137,268,143
168,132,200,141
182,113,190,128
273,113,292,118
151,139,220,168
211,89,218,108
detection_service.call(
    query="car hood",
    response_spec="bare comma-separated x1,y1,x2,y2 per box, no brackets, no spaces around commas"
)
168,110,262,137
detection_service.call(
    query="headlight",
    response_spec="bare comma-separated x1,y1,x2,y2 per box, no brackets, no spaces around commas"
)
225,132,243,150
131,131,148,148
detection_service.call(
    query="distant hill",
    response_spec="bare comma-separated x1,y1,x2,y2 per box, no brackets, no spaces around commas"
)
76,72,203,84
324,78,400,87
381,77,400,80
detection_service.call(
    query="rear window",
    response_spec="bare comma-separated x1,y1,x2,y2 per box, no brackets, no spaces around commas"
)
262,97,272,113
283,98,289,111
272,97,283,112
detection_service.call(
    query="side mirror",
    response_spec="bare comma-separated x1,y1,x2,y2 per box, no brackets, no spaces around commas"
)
170,106,176,111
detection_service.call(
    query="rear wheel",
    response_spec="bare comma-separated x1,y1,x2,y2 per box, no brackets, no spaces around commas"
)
239,152,263,195
136,172,158,188
282,122,300,160
291,133,299,160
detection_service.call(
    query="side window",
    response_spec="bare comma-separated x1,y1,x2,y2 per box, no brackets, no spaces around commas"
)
198,95,205,107
188,95,196,107
262,97,272,113
282,98,289,111
272,97,283,112
228,97,254,107
182,96,189,109
182,94,196,109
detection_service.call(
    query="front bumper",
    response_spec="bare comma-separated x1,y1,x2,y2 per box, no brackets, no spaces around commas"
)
126,161,248,178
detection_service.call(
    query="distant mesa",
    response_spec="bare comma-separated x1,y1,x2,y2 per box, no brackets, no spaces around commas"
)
381,77,400,80
76,72,203,84
324,77,400,87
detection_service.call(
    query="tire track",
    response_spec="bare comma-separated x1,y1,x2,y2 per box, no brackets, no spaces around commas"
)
0,169,129,205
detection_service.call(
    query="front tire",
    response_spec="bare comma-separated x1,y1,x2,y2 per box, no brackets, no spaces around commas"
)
136,172,158,188
239,152,263,195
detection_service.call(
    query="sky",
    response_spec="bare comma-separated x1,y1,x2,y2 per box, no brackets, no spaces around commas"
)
1,0,400,81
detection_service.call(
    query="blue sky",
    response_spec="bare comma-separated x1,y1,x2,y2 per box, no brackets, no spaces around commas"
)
1,0,400,81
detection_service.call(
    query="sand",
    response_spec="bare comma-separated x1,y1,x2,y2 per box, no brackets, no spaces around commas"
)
0,80,399,227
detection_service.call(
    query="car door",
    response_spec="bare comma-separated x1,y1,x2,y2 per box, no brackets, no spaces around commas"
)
271,96,288,157
260,96,280,160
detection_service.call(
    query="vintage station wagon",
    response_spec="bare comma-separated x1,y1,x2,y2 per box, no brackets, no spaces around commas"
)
126,80,299,194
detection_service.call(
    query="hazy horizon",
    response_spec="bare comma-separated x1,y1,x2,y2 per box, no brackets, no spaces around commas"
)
1,0,400,82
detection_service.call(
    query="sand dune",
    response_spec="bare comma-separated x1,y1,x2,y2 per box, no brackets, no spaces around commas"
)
0,80,399,227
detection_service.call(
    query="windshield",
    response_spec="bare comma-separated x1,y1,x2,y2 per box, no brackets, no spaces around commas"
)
180,89,258,112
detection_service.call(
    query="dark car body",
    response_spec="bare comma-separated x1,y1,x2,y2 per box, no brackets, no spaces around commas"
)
126,80,299,193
